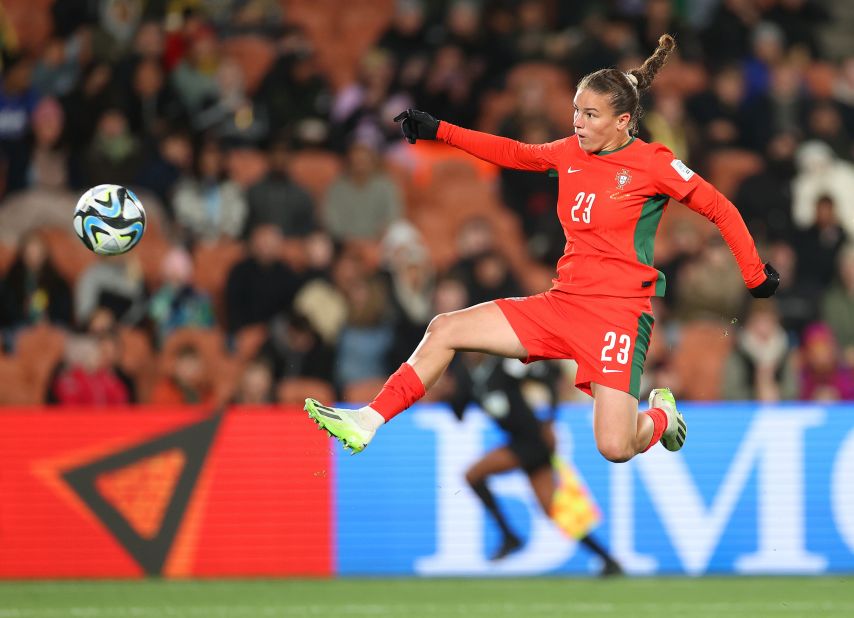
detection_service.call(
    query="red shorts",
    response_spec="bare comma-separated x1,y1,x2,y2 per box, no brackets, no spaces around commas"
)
495,290,654,399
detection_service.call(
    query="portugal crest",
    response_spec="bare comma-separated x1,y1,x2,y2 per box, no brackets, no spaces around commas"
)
615,168,632,190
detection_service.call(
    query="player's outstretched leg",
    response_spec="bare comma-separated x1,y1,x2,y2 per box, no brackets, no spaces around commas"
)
306,301,527,454
304,398,382,454
649,387,686,451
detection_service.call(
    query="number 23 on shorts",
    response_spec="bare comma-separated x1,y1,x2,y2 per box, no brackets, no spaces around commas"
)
601,331,630,372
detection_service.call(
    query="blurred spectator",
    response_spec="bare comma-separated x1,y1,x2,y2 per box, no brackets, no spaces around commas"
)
27,97,70,191
636,0,702,60
92,0,144,63
75,253,146,327
170,26,220,117
743,63,810,152
148,246,215,347
807,101,851,161
258,312,335,384
701,0,762,66
821,244,854,361
323,140,402,241
452,217,523,305
792,140,854,240
571,15,638,79
414,43,479,129
48,332,130,405
113,20,165,89
799,322,854,401
83,108,144,187
686,64,749,151
765,0,829,59
643,92,694,162
330,49,398,152
384,238,435,368
674,235,745,320
31,35,83,98
0,58,38,197
233,358,274,404
60,62,116,159
173,138,247,242
151,342,214,405
0,232,73,338
335,275,394,390
833,57,854,135
742,21,786,100
722,299,797,401
796,195,848,289
244,140,316,238
87,309,137,402
256,26,332,138
656,218,705,312
734,131,797,243
194,57,269,143
376,0,432,67
0,5,19,72
122,57,186,139
134,131,194,211
766,240,819,335
498,116,564,265
224,224,302,333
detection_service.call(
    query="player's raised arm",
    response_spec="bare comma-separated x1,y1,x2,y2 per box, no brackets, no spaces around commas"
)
393,109,563,172
650,146,780,298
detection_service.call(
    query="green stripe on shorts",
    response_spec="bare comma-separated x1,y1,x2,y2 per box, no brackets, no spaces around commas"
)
629,312,655,399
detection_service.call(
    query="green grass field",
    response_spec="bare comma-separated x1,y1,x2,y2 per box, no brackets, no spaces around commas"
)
1,577,853,618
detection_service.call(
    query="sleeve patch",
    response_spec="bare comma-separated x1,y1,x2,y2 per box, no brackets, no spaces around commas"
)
670,159,695,181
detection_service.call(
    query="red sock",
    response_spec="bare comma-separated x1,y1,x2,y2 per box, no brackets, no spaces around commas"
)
642,408,668,453
369,362,426,422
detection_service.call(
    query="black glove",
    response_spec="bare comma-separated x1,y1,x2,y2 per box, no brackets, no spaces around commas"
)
748,263,780,298
393,109,439,144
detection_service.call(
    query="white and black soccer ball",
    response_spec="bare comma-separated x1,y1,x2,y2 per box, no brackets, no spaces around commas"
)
73,184,146,256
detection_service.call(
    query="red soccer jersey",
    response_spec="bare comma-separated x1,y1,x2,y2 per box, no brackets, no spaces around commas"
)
437,122,767,298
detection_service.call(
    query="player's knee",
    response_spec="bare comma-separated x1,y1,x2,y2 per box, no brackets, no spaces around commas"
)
425,312,456,346
597,437,635,463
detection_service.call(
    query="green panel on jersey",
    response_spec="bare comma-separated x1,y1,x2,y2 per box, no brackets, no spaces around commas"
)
629,311,655,399
634,194,669,296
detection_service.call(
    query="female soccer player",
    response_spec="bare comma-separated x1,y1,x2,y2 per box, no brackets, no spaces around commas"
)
305,35,779,460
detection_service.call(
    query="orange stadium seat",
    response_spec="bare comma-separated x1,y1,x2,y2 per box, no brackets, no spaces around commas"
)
288,150,343,202
277,376,336,406
0,242,15,276
234,324,269,363
192,239,246,322
16,324,67,404
671,320,734,401
158,327,239,406
222,35,276,95
39,227,96,287
342,378,387,404
705,149,764,199
0,356,36,405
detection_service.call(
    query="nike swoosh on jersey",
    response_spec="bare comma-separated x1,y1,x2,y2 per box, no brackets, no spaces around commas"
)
567,167,582,174
602,367,624,373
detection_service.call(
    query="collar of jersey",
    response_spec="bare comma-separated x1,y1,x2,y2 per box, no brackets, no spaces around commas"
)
594,136,636,156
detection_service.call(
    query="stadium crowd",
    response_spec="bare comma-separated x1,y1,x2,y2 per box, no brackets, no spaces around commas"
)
1,0,853,406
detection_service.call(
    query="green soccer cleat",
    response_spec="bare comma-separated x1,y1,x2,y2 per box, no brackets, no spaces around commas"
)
304,398,375,454
648,387,686,452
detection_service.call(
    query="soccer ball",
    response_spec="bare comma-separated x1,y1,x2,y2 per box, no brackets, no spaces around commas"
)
73,184,146,256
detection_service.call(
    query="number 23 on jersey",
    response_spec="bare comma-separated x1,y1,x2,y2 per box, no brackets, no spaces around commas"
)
571,192,595,224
